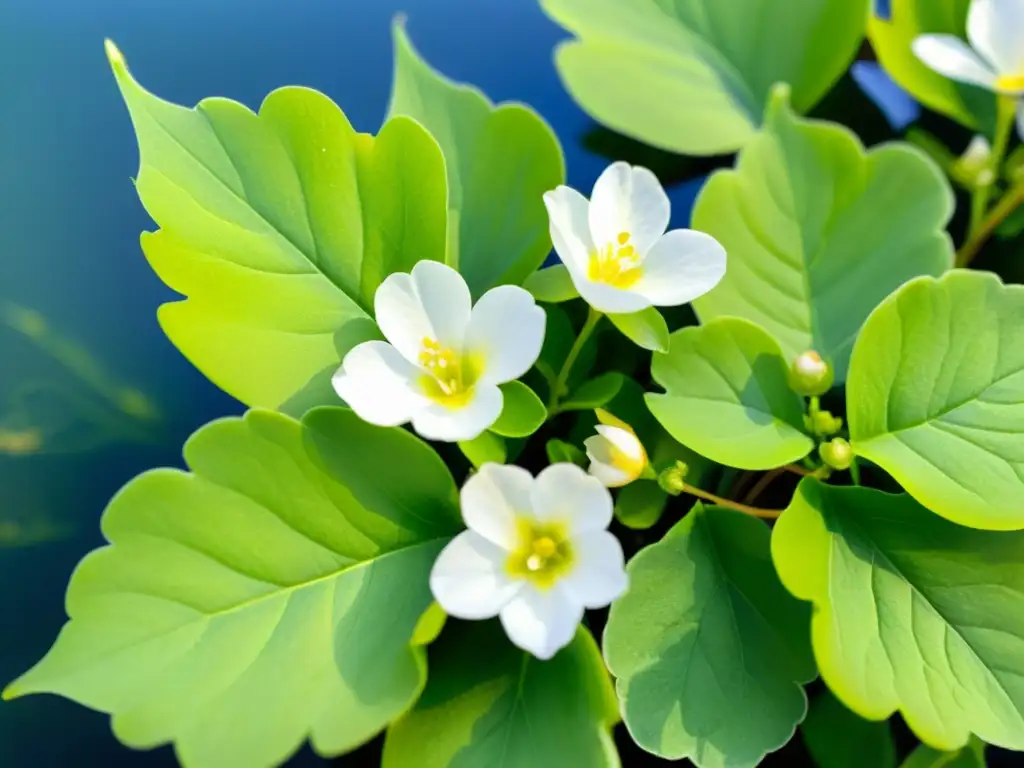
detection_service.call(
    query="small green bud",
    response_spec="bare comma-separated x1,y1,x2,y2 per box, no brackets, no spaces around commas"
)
803,409,844,438
952,135,995,189
819,438,853,471
657,460,689,496
788,351,834,397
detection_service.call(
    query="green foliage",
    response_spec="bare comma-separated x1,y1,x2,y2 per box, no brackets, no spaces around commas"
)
613,480,668,530
773,479,1024,752
4,408,462,767
607,307,670,353
540,0,869,155
561,372,625,412
801,690,896,768
490,381,547,438
868,0,994,132
382,622,619,768
847,271,1024,530
458,431,507,468
604,504,815,767
647,317,814,469
693,87,954,382
387,21,565,296
523,264,580,303
900,737,987,768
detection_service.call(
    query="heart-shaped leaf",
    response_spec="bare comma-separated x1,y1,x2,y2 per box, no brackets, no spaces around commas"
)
773,479,1024,751
382,622,619,768
604,503,815,767
693,87,953,382
4,408,461,767
608,307,670,353
540,0,869,155
646,317,814,470
388,21,564,297
107,41,448,410
847,271,1024,530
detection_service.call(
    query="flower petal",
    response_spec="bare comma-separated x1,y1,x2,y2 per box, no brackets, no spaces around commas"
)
968,0,1024,76
574,276,652,314
464,285,546,385
596,425,645,464
587,460,633,488
530,463,613,534
411,382,503,442
912,35,997,89
430,531,522,619
589,162,670,256
460,463,534,549
374,260,472,365
632,229,727,307
543,186,593,274
561,531,627,609
332,341,427,427
499,585,583,660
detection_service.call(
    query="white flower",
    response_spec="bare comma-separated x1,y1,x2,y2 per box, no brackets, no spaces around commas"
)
542,161,726,315
430,463,627,660
913,0,1024,95
333,261,545,442
584,412,648,488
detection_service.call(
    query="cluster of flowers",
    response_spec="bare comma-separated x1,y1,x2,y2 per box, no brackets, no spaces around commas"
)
333,162,727,659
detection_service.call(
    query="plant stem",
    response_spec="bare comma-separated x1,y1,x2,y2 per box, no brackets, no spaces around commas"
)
957,182,1024,266
964,93,1017,249
682,483,782,519
742,468,783,505
547,306,602,415
784,464,813,477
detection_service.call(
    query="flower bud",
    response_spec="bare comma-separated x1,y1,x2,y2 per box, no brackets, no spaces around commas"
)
788,351,834,396
953,135,995,189
819,437,853,471
657,460,689,496
803,409,844,438
585,422,648,488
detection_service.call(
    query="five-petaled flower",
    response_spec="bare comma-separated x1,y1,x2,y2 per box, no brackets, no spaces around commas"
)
913,0,1024,100
333,261,545,442
430,463,628,660
543,161,727,314
584,410,649,488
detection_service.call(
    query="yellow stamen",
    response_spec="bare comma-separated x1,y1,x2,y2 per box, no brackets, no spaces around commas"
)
588,231,643,288
996,73,1024,93
418,337,474,407
507,521,573,589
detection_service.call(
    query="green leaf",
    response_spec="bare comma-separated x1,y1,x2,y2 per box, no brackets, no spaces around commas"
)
802,690,896,768
900,737,987,768
523,264,580,303
534,305,597,398
614,480,668,530
868,0,994,132
490,381,547,438
106,41,447,410
847,271,1024,530
545,438,587,466
604,503,815,766
773,478,1024,752
382,621,619,768
540,0,869,155
561,372,625,412
646,317,814,470
387,21,565,296
4,407,461,767
608,307,669,353
692,87,954,383
458,431,507,468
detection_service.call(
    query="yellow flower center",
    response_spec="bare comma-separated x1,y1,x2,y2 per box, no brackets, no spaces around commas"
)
418,337,476,408
996,73,1024,93
588,231,643,288
506,520,574,589
607,439,646,479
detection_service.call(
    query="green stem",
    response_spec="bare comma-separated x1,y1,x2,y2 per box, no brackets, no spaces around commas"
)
681,483,782,519
968,93,1016,239
547,307,602,415
957,182,1024,267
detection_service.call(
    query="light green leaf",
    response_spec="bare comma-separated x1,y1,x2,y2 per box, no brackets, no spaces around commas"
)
490,381,547,438
534,305,597,398
847,271,1024,530
608,307,669,353
562,372,626,412
900,737,987,768
4,408,461,767
458,431,507,468
692,87,954,383
106,41,447,410
545,438,587,466
523,264,580,303
869,0,994,132
614,480,667,530
646,317,814,470
802,690,896,768
382,621,619,768
772,478,1024,752
540,0,869,155
605,504,815,767
387,21,564,296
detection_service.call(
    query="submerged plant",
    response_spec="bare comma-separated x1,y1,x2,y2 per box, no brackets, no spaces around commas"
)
5,2,1024,767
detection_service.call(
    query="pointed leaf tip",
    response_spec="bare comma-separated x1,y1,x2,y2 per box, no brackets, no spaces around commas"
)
104,39,125,69
765,82,793,122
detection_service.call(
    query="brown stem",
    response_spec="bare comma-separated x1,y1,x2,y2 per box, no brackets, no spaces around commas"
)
682,483,782,519
742,468,784,505
784,463,814,477
957,183,1024,267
